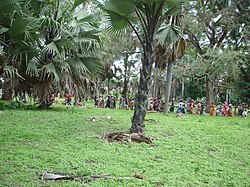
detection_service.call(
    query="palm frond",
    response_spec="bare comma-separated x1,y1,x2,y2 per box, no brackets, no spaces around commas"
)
73,0,88,9
3,65,24,80
157,23,181,45
101,0,138,34
43,40,63,57
26,57,39,77
40,62,60,82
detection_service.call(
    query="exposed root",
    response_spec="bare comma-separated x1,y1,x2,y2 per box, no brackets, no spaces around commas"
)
101,132,154,145
144,119,157,123
176,113,185,118
89,116,112,122
40,171,146,186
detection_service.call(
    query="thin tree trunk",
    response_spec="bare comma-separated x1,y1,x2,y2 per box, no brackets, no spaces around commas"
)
107,78,110,96
163,62,173,113
131,40,154,134
205,76,213,112
121,54,129,97
181,78,185,98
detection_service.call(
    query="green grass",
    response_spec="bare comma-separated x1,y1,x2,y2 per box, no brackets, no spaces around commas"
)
0,101,249,186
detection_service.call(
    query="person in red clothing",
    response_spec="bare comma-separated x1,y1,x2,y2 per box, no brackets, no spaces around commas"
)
66,91,71,108
228,103,233,117
209,102,214,116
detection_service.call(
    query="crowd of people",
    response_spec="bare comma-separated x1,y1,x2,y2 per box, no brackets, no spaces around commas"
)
63,92,248,118
174,99,248,117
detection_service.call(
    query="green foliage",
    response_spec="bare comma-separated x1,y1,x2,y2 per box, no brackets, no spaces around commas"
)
0,102,249,186
157,24,181,45
0,0,104,104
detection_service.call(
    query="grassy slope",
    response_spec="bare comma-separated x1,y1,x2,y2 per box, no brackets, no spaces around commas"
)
0,102,249,187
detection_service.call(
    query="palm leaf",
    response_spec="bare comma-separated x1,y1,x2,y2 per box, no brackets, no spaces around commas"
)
40,62,60,82
0,26,9,35
157,23,181,45
67,57,90,75
26,57,39,76
101,0,138,33
79,57,102,74
73,0,88,9
43,40,64,57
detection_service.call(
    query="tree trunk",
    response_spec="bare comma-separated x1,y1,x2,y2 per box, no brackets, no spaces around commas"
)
38,100,51,110
131,40,154,134
107,78,111,95
205,76,213,112
2,88,13,100
121,54,129,97
163,62,173,113
181,78,185,98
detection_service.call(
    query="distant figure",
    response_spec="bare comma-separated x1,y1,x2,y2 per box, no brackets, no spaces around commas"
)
209,102,214,116
223,102,227,116
153,98,159,111
216,103,222,116
227,103,233,117
196,102,201,115
242,108,248,119
200,102,205,115
177,100,184,113
189,100,194,114
50,93,55,104
66,91,71,108
170,100,174,112
94,96,98,107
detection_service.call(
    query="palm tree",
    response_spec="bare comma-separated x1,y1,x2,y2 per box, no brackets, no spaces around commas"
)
0,0,103,108
101,0,184,133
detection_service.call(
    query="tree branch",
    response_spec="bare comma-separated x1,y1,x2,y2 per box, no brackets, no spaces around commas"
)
184,30,204,54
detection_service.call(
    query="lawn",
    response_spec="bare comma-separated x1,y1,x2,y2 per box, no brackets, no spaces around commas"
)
0,101,249,186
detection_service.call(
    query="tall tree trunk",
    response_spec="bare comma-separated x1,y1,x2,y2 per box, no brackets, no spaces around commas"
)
121,54,129,97
107,78,111,95
163,62,173,113
205,76,213,112
131,40,154,134
181,78,185,98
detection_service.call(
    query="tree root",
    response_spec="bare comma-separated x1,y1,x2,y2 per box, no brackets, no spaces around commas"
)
89,116,112,122
101,132,154,144
40,172,145,186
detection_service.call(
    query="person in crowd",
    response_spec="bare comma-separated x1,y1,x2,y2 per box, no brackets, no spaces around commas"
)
189,99,194,114
181,103,186,114
227,103,233,117
105,96,111,108
186,100,190,113
94,96,98,107
200,101,205,115
177,100,184,113
209,102,214,116
196,101,201,114
170,99,174,112
66,91,71,108
223,102,227,116
238,103,243,116
98,96,103,108
153,97,159,111
216,102,222,116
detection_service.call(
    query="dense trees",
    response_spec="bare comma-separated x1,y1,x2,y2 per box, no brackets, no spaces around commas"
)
101,0,184,133
0,0,103,108
0,0,249,133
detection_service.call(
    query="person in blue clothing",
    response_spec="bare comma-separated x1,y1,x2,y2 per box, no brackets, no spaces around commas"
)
177,100,184,113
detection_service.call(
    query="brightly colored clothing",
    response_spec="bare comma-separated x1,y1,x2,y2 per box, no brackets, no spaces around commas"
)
209,103,214,116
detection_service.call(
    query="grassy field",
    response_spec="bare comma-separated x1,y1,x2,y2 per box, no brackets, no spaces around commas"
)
0,101,249,187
